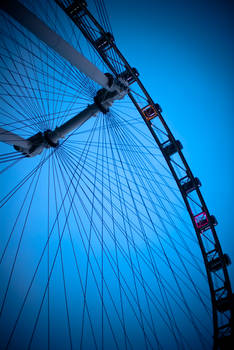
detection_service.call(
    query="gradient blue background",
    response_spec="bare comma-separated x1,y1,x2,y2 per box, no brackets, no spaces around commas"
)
0,0,233,349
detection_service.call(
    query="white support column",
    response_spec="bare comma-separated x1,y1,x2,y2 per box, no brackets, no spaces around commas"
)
0,0,110,89
51,103,99,142
0,127,29,149
0,104,99,156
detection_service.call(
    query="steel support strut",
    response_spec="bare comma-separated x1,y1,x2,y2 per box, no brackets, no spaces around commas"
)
0,0,110,89
0,85,128,157
0,0,129,156
0,128,29,149
10,104,100,157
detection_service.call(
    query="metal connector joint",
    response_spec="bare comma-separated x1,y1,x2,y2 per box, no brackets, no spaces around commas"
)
94,77,129,113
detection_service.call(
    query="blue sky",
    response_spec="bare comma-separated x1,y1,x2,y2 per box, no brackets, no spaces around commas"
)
0,0,233,349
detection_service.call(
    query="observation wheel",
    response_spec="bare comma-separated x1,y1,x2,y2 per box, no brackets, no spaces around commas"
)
0,1,233,349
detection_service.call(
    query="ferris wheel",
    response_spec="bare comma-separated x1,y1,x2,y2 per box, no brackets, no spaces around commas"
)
0,1,233,349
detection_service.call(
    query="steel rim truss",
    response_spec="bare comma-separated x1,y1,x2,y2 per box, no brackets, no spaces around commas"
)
53,0,233,348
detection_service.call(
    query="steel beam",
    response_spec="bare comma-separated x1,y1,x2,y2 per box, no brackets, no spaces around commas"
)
0,0,110,89
51,103,99,142
0,127,29,149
